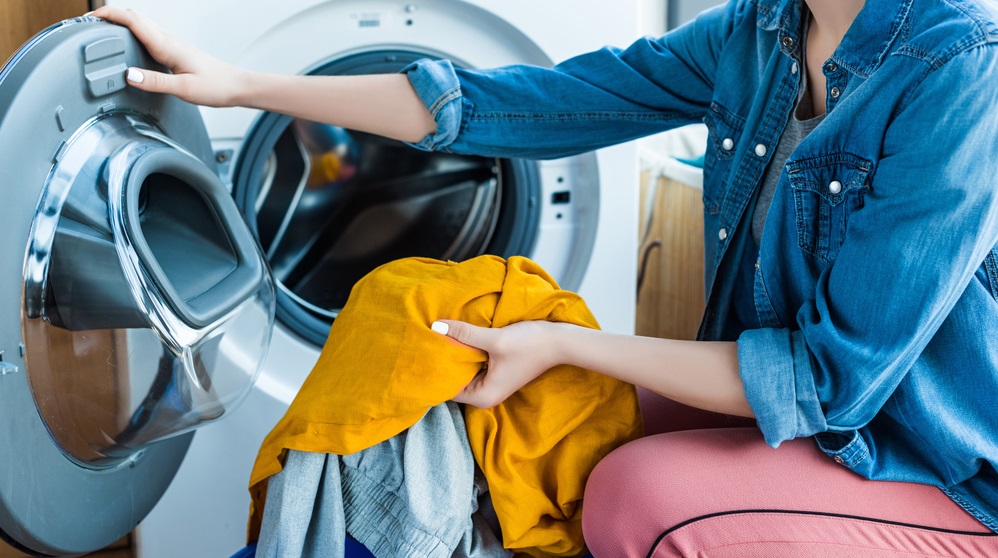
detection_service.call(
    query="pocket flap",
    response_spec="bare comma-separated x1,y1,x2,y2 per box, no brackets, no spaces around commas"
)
787,152,872,206
704,101,747,160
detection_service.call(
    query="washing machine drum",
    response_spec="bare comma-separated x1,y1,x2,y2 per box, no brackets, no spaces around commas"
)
232,51,541,347
0,18,275,555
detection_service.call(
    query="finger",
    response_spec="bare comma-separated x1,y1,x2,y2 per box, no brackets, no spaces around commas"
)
91,6,144,30
91,7,174,64
451,373,502,409
450,372,484,405
431,320,493,351
452,391,499,408
90,5,124,20
125,67,181,96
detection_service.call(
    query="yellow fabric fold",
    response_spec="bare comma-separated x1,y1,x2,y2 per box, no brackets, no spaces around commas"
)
248,255,642,556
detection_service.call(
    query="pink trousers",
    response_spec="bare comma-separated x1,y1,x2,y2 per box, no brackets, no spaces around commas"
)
582,390,998,557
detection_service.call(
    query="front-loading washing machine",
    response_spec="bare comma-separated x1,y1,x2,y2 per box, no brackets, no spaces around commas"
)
2,2,645,556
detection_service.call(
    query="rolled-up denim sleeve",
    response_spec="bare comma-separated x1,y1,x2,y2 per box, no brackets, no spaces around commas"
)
401,2,743,159
401,59,466,152
737,328,827,447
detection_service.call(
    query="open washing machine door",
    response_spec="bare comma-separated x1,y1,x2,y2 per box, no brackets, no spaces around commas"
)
0,18,275,556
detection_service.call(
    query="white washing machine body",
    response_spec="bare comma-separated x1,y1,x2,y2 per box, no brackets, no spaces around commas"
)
98,1,643,556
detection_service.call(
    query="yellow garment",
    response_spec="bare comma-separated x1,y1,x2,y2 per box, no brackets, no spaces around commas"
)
248,255,642,556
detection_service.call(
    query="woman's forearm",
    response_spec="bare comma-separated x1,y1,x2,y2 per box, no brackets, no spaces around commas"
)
552,325,754,418
92,6,437,141
237,72,437,143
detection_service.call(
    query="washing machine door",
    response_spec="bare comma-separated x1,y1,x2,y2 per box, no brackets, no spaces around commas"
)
0,18,276,556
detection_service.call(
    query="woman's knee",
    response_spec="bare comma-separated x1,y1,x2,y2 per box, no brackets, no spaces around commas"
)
583,435,696,557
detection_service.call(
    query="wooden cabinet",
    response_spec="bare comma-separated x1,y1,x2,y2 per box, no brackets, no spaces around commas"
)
635,170,706,341
0,0,93,61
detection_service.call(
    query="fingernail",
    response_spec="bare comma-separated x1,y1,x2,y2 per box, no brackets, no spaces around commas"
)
126,68,144,83
431,321,449,335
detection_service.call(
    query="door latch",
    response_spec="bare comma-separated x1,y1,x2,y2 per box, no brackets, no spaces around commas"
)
83,37,127,97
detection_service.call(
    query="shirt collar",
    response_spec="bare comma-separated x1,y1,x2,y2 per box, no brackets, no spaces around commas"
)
756,0,914,78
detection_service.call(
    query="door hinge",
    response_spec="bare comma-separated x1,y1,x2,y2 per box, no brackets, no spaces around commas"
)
0,351,18,376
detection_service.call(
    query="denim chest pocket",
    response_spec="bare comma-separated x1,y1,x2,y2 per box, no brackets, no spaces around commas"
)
787,153,872,264
702,102,746,214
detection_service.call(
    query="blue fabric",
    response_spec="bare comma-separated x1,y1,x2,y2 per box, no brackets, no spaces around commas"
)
255,403,510,558
404,0,998,532
344,537,375,558
228,541,373,558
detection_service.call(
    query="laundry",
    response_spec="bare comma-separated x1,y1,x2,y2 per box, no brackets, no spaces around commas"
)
256,402,510,558
248,255,643,556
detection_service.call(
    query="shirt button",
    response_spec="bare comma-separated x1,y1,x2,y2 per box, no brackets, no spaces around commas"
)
833,455,845,464
755,143,768,157
791,61,799,75
825,62,838,73
782,36,795,49
721,138,734,151
718,228,729,241
829,180,843,195
830,86,841,98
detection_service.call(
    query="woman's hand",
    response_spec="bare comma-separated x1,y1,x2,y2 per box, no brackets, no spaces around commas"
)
436,318,753,418
432,320,572,408
91,6,249,107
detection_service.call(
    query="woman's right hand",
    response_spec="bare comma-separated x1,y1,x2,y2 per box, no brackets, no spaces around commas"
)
90,6,250,107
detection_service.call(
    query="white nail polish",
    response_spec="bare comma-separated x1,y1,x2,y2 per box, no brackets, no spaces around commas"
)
126,68,145,84
431,321,449,335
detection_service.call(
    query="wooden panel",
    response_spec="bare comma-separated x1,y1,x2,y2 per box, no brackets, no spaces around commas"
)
0,0,91,62
21,321,132,464
0,534,131,557
636,170,706,341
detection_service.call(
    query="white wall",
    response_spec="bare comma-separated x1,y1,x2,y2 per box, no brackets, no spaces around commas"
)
639,0,667,36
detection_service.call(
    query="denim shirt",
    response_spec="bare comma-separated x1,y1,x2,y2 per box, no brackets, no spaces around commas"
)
404,0,998,531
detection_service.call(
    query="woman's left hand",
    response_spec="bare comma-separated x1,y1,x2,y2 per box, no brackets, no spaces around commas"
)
432,319,569,408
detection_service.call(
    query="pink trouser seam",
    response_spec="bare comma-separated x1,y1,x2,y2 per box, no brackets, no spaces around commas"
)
651,511,998,558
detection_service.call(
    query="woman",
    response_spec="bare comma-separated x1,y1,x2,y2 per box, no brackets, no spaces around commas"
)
93,0,998,555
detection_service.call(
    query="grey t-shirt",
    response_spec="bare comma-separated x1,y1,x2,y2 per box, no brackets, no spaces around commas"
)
751,29,827,245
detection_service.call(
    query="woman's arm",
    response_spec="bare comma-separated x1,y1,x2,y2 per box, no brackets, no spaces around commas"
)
91,6,437,143
94,4,739,159
433,320,753,418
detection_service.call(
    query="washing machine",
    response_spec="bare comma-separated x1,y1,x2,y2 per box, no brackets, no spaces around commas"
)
1,1,644,556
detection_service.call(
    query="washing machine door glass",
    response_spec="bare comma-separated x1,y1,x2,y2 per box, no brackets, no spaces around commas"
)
0,18,275,556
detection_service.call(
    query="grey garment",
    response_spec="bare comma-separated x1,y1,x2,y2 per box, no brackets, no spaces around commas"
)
257,445,346,558
256,402,511,558
751,15,826,245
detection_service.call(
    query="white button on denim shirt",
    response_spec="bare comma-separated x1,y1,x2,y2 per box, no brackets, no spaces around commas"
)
403,0,998,532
